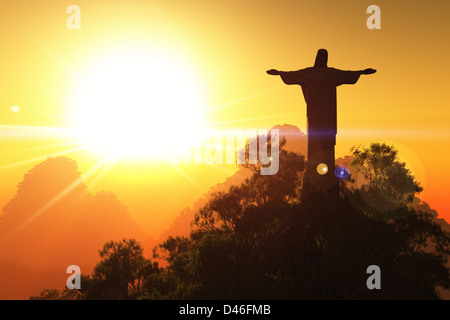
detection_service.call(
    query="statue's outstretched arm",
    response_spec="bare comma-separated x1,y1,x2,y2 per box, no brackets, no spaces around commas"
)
267,69,306,85
266,69,281,75
360,68,377,75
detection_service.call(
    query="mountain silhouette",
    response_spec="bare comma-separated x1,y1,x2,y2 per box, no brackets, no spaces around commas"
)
0,156,152,299
1,128,448,299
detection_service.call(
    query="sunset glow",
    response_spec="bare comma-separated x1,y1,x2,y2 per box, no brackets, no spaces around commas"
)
71,47,205,158
1,0,450,301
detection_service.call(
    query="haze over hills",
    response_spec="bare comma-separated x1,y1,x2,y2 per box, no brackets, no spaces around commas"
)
0,124,308,298
0,157,153,299
0,124,448,299
157,123,308,241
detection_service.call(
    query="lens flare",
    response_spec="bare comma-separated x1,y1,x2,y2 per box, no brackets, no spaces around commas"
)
335,166,350,180
317,163,328,175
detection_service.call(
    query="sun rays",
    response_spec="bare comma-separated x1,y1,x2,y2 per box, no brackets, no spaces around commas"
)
0,145,84,171
5,49,446,244
0,154,118,244
203,85,283,114
0,42,295,243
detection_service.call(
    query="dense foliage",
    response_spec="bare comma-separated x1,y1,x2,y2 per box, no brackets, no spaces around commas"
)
31,143,450,300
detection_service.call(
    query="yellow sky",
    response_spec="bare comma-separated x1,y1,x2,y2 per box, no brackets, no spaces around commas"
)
1,0,450,235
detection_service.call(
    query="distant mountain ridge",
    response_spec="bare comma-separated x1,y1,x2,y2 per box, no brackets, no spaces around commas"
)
0,156,153,299
1,124,448,299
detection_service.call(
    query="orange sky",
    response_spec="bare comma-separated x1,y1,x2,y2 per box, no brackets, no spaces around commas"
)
1,0,450,236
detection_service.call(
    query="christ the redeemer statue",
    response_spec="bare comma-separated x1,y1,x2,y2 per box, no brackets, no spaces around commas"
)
267,49,376,195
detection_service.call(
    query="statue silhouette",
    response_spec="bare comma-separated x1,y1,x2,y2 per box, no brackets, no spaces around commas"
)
267,49,376,196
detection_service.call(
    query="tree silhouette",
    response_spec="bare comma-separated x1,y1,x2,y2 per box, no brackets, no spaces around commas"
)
350,143,423,213
30,287,83,300
81,239,149,300
30,144,450,300
154,143,448,299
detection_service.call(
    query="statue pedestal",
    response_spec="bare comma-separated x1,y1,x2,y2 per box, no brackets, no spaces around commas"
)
303,136,339,198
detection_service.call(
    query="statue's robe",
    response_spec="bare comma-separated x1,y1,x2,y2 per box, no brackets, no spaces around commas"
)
280,67,361,192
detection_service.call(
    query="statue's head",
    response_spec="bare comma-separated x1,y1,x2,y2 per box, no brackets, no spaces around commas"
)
314,49,328,67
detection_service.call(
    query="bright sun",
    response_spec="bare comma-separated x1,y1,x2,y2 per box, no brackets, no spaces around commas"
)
71,48,205,160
